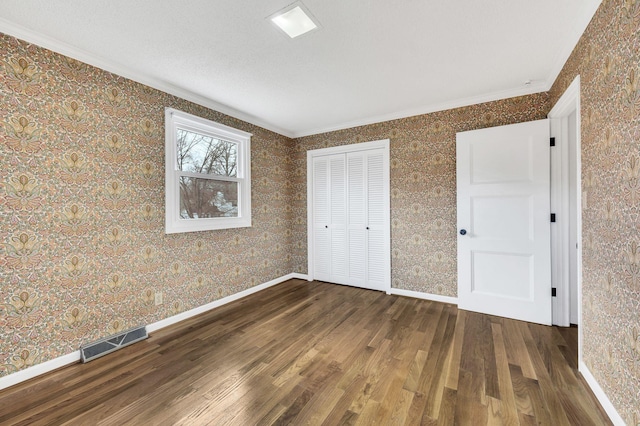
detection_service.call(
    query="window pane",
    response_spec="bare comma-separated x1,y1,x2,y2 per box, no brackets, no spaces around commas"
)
179,177,239,219
176,129,238,177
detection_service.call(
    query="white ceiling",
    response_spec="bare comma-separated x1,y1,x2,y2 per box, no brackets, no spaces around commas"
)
0,0,601,138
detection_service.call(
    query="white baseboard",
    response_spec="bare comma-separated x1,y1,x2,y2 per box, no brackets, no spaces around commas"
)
389,288,458,305
0,350,81,391
147,273,303,332
0,273,301,392
2,276,623,426
579,361,624,425
290,273,311,281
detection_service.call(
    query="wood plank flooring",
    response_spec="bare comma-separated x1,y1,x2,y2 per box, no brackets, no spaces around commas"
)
0,280,611,425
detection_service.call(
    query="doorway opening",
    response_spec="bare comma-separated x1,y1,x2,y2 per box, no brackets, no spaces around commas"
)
549,75,582,365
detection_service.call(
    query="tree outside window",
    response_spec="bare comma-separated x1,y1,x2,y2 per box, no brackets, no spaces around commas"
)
165,108,251,233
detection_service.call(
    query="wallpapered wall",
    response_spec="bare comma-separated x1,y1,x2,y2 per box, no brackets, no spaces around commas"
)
1,1,638,421
290,96,549,295
0,34,294,377
548,0,640,422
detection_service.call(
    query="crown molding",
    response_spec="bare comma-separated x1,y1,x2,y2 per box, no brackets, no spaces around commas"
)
0,0,602,140
0,19,295,138
544,0,603,89
292,82,548,138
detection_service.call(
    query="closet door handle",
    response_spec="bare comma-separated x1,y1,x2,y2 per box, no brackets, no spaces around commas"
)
325,225,328,228
366,227,370,230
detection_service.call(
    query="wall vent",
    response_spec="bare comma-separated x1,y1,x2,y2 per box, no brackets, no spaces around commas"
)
80,326,148,363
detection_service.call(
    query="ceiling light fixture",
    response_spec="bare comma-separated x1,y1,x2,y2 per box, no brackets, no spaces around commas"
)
269,2,320,39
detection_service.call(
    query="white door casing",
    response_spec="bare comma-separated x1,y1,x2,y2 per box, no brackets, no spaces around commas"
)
548,74,582,350
307,140,391,293
567,110,579,325
457,119,552,325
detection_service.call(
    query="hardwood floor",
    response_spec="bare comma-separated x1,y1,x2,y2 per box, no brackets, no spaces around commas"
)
0,280,610,425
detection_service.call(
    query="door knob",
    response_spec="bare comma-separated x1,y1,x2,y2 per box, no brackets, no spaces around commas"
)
459,229,467,235
325,225,328,228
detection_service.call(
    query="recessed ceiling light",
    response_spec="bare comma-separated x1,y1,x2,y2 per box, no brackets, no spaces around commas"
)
269,2,320,39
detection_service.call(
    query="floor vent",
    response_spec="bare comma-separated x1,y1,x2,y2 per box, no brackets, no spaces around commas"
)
80,326,148,363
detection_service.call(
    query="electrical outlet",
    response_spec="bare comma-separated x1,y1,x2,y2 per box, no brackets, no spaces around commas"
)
155,291,163,305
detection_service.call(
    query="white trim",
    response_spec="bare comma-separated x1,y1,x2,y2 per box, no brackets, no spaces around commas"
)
164,108,252,234
0,1,601,140
306,153,314,281
306,140,391,293
579,362,625,426
0,350,81,391
147,273,300,332
289,273,311,281
549,116,568,326
306,139,391,157
549,76,581,117
0,18,294,139
389,288,458,305
544,1,602,91
548,76,582,361
0,273,303,392
0,16,550,140
294,84,548,138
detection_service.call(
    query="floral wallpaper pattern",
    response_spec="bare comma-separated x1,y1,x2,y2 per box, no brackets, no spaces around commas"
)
548,0,640,422
290,96,550,296
1,0,638,421
0,34,294,377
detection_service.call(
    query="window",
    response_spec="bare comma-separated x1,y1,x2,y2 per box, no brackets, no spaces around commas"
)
165,108,252,233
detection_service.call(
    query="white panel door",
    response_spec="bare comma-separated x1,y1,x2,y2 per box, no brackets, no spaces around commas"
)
457,119,551,325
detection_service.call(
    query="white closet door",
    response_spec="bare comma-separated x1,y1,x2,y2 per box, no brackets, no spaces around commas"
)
347,153,366,286
312,157,331,282
366,150,388,291
307,139,390,293
329,155,348,284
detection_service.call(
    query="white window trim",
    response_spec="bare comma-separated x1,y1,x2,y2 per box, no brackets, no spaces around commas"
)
165,108,252,233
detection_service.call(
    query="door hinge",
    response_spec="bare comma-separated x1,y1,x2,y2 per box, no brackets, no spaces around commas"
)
551,288,557,297
550,213,556,223
550,137,556,147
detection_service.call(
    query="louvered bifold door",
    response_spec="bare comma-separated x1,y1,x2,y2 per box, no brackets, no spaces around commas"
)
329,155,348,284
312,156,331,282
310,142,389,292
347,152,366,287
365,150,388,291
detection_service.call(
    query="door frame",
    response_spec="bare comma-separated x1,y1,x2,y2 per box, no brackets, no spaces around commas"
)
548,75,582,356
306,139,391,293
